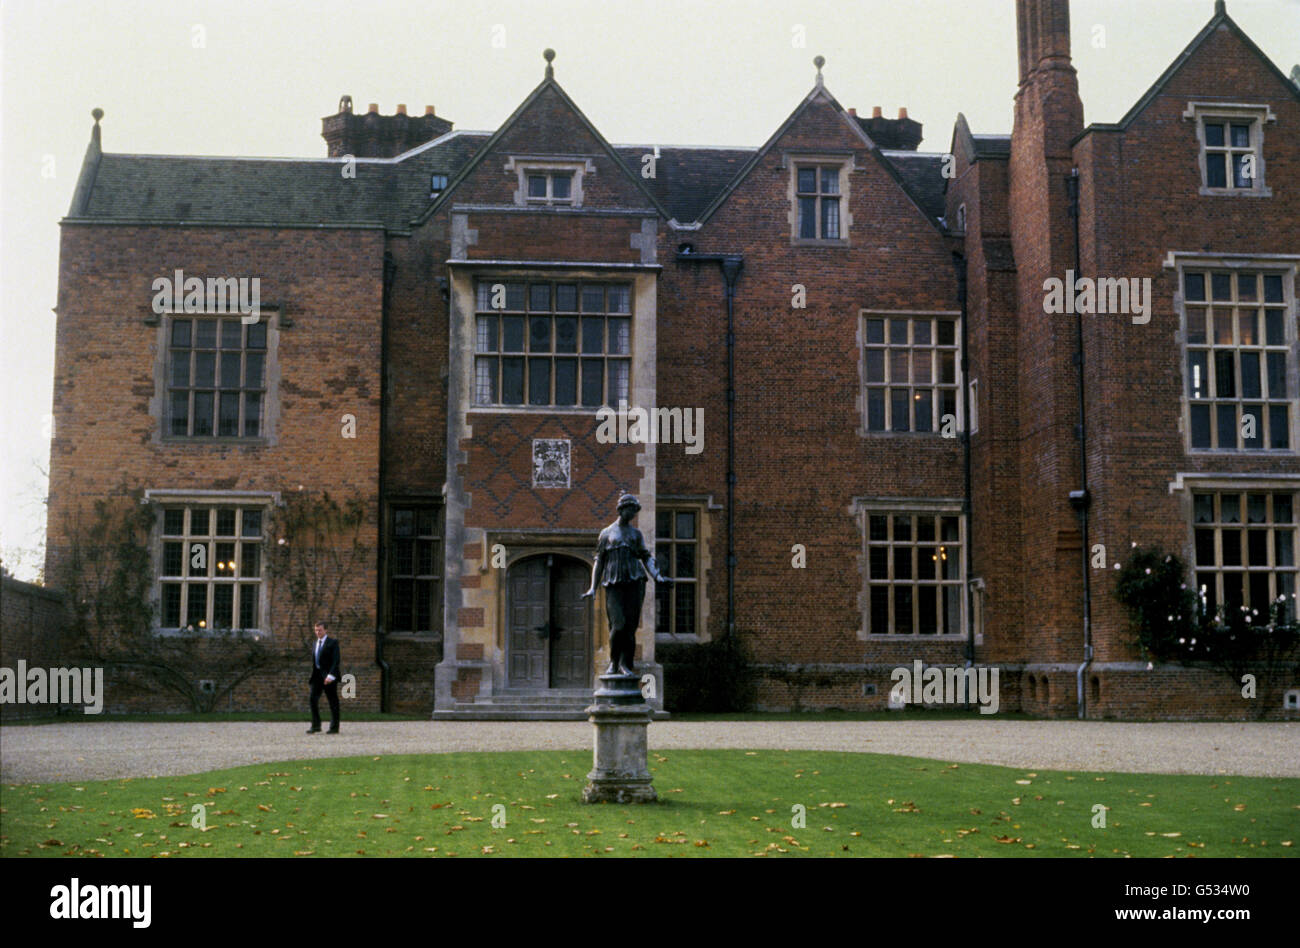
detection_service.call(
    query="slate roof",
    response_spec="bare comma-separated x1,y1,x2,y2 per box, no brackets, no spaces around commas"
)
613,145,754,224
971,134,1011,158
878,151,948,222
72,130,489,228
71,116,947,227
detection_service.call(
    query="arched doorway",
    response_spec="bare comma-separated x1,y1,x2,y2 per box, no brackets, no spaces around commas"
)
506,554,591,689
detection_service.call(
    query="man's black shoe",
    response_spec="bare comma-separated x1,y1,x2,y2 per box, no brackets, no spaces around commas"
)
327,728,339,734
306,727,321,734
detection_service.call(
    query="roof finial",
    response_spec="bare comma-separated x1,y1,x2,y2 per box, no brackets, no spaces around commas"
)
90,107,103,147
544,48,555,79
92,107,103,124
1215,0,1226,14
814,55,825,87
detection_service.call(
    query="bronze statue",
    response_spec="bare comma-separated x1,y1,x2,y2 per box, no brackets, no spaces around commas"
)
583,493,671,676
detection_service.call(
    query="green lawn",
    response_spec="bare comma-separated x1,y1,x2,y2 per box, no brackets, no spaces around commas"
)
2,750,1295,857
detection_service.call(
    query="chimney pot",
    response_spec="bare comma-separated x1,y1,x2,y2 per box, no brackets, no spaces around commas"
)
396,104,407,115
425,105,436,115
367,102,379,113
872,106,883,118
848,107,857,117
898,107,908,120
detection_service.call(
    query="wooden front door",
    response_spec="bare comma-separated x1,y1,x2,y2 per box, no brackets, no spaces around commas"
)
506,555,591,689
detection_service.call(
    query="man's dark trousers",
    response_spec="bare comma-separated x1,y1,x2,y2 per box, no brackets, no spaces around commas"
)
309,636,341,733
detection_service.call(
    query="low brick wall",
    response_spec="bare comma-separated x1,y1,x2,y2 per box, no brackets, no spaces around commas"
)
383,634,442,715
0,577,73,720
90,662,383,715
746,660,1298,721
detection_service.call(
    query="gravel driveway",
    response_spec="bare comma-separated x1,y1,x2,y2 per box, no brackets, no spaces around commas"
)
2,720,1296,784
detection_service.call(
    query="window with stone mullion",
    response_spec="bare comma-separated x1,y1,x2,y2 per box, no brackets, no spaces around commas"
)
1191,490,1298,623
473,280,631,408
1184,270,1290,451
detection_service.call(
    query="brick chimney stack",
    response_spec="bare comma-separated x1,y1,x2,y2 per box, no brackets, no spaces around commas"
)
322,98,453,158
1008,0,1087,662
854,106,924,150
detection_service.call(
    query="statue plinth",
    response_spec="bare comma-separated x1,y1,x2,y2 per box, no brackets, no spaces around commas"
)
581,672,658,804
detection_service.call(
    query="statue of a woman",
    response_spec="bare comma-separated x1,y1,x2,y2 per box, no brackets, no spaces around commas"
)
582,494,671,676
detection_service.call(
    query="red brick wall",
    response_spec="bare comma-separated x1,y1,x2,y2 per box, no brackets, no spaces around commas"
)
0,577,72,720
657,94,964,665
47,225,383,642
1075,23,1300,665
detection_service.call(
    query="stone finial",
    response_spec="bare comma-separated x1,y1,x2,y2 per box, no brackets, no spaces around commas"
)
1214,0,1226,15
91,107,103,123
814,54,825,86
544,48,556,79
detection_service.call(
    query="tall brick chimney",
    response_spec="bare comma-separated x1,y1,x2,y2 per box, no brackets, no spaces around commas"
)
321,95,453,158
1008,0,1087,662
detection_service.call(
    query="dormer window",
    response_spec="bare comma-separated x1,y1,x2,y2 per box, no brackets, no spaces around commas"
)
506,157,593,208
787,154,852,245
1184,102,1275,196
430,173,449,196
527,172,572,204
797,166,841,239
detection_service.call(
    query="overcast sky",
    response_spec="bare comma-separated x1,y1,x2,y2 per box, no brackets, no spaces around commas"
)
2,0,1297,582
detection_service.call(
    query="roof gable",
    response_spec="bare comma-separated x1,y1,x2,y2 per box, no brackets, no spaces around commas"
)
695,80,946,231
414,69,670,225
1080,3,1300,139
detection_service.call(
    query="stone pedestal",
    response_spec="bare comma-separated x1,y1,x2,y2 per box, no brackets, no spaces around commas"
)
581,672,658,804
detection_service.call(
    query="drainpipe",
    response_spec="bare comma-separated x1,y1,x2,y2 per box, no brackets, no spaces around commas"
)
375,250,397,713
1066,169,1093,719
674,248,743,640
954,252,975,667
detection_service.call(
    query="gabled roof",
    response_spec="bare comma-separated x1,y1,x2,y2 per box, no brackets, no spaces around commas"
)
949,113,1010,168
66,129,489,229
1075,2,1300,141
414,69,671,226
693,80,946,232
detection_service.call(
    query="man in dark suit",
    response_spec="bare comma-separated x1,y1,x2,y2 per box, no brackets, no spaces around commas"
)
307,621,341,734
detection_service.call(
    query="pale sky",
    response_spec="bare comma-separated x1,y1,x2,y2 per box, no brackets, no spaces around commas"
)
2,0,1297,582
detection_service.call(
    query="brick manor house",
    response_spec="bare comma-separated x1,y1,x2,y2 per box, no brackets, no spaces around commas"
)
45,0,1299,718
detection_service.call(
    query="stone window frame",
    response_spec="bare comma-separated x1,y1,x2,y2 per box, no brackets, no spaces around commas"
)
472,277,632,410
653,504,701,639
1168,253,1298,457
857,309,965,437
653,496,714,644
1182,101,1275,197
143,489,278,637
504,156,595,208
386,501,445,635
150,309,282,446
1168,473,1300,625
784,150,854,247
852,497,967,640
